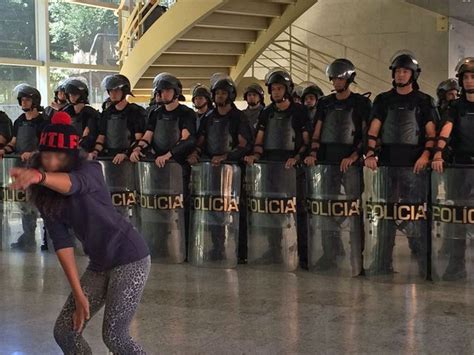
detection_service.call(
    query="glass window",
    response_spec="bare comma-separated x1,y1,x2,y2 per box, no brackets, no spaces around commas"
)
49,1,118,65
0,65,36,119
0,0,36,60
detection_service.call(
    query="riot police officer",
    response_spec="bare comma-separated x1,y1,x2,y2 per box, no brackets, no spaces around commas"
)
300,81,324,134
244,69,310,166
436,78,460,129
44,81,68,120
244,68,310,266
304,58,371,272
364,52,438,276
187,75,252,166
242,83,265,138
187,74,253,261
292,83,304,104
63,77,99,152
130,73,196,166
432,57,474,281
0,110,13,148
90,74,146,165
191,83,212,132
0,84,48,251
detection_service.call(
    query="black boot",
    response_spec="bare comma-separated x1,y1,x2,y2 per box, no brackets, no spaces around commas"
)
11,234,37,252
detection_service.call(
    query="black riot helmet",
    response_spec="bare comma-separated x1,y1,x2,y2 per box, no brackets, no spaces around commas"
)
244,83,265,105
326,58,357,86
54,80,67,103
152,72,183,104
210,73,237,103
301,81,324,102
455,57,474,94
265,68,294,99
64,77,89,104
389,51,421,87
101,74,132,103
436,78,460,103
191,83,212,108
292,83,304,103
14,84,42,111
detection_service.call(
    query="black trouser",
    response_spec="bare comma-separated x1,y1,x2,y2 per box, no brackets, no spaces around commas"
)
368,170,428,276
318,166,363,272
238,163,248,262
296,166,308,268
182,162,191,260
442,157,471,276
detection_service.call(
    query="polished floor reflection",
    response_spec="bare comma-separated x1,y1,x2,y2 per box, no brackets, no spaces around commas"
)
0,250,473,354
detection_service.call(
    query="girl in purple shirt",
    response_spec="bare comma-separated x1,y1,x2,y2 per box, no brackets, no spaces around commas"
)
10,111,150,354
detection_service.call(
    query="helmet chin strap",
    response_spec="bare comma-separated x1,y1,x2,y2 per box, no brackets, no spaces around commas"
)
194,103,207,110
248,102,259,107
273,96,288,104
21,107,32,112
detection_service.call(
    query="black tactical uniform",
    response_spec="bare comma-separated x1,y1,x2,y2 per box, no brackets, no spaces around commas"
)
366,53,439,276
63,78,99,152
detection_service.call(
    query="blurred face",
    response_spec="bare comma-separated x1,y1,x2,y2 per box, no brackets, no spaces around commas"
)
463,72,474,93
394,68,412,86
68,93,80,104
445,89,458,102
160,88,175,103
40,151,71,172
304,94,317,108
214,89,229,107
270,83,286,102
20,97,33,110
332,78,347,92
246,92,260,107
193,96,208,110
108,88,124,103
57,91,67,103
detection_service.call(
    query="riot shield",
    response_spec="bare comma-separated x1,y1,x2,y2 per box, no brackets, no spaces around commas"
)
0,156,42,251
432,166,474,284
188,162,241,268
363,166,429,282
99,159,137,225
246,162,298,271
136,161,185,263
306,164,362,276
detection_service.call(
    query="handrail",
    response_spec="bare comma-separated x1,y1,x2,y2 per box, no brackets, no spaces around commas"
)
118,0,177,64
281,24,435,91
251,25,397,94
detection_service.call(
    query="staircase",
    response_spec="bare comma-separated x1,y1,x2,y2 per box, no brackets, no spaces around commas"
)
118,0,319,101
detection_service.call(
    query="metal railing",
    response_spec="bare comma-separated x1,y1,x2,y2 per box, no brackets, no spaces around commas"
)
116,0,176,64
251,24,436,94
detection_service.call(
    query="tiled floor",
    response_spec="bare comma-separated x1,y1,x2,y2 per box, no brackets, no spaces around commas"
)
0,249,473,354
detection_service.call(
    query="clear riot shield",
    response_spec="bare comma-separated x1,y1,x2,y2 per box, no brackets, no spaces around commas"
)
188,162,241,269
99,159,137,225
432,166,474,284
363,166,430,282
0,156,42,251
246,162,298,271
136,161,185,263
306,164,363,276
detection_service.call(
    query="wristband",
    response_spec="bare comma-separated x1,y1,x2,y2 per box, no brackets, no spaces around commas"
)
36,170,46,185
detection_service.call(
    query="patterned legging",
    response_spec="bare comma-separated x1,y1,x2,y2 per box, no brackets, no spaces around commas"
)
53,256,151,354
